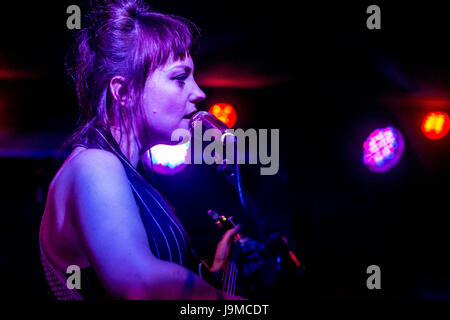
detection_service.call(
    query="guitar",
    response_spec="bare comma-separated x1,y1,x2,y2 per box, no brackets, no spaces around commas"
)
197,207,305,299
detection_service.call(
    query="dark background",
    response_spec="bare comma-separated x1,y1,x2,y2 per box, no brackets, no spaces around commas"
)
0,0,449,299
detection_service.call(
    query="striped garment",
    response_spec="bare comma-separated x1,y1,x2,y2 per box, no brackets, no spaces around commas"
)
40,241,84,300
40,126,204,299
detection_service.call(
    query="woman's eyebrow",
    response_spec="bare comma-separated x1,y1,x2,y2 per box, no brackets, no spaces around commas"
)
169,65,193,74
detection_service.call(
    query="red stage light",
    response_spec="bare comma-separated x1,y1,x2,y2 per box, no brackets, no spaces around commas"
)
208,103,237,128
421,111,450,140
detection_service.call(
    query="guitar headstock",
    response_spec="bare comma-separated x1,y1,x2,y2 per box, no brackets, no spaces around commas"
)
207,209,238,232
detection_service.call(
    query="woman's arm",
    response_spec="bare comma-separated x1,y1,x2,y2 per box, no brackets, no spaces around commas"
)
69,149,241,300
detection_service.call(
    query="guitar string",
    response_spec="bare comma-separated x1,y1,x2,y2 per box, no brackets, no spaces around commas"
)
224,241,239,296
232,242,239,295
224,244,232,294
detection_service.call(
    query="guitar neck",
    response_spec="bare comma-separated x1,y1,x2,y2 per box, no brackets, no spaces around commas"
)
222,239,241,296
206,210,243,296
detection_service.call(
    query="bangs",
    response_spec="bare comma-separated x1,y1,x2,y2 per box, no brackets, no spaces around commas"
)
137,12,201,74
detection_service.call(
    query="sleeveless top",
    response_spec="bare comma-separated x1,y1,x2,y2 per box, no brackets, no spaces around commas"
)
39,126,212,300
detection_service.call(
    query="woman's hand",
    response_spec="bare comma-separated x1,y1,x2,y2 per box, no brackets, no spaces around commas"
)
210,224,241,276
210,224,277,294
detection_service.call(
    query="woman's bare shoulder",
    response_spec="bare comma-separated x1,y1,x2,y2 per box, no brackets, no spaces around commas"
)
66,148,132,202
41,148,146,279
49,148,125,193
70,148,124,171
41,148,127,270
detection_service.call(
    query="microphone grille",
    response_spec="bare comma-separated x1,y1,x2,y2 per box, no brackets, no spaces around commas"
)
189,111,230,132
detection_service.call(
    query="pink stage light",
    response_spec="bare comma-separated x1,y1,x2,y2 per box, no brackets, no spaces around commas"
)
362,126,405,172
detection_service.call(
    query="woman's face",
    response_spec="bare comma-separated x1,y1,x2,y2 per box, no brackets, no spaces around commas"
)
139,54,205,148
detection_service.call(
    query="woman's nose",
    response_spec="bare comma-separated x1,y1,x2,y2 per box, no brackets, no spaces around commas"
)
191,81,206,104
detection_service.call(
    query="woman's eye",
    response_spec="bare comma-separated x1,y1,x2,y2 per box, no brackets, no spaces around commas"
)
172,75,187,87
173,74,187,81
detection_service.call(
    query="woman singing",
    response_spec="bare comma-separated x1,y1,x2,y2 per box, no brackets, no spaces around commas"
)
39,0,268,300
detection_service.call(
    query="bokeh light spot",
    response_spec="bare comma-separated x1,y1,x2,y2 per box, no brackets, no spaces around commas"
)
362,126,405,173
421,111,449,140
208,103,237,128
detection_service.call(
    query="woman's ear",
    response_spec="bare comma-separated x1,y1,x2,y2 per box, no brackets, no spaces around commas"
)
109,76,128,106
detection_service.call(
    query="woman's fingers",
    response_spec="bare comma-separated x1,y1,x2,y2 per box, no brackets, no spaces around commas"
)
221,224,241,245
211,224,242,273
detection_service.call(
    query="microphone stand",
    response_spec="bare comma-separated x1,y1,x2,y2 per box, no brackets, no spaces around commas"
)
188,112,307,296
216,139,306,289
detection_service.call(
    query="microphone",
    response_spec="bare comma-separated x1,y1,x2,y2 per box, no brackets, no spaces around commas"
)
189,111,236,144
189,111,237,169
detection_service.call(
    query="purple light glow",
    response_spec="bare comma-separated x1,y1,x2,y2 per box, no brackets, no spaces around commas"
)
362,126,405,172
